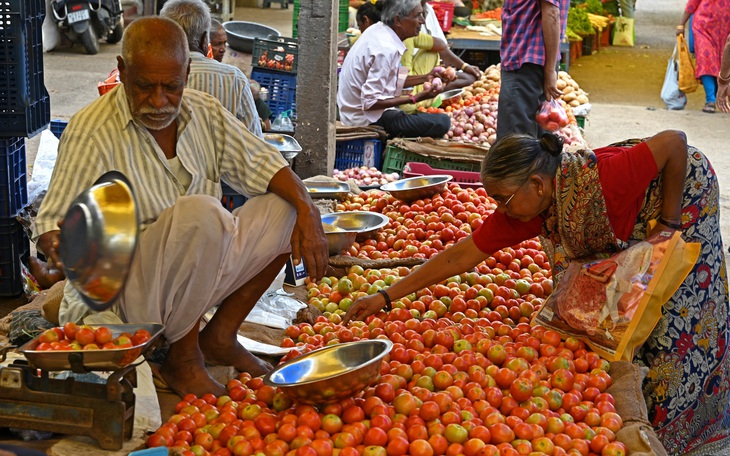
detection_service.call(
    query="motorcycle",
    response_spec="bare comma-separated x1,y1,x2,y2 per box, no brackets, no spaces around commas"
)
50,0,124,55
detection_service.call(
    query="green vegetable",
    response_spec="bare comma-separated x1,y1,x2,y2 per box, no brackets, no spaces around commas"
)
585,0,603,15
567,7,594,36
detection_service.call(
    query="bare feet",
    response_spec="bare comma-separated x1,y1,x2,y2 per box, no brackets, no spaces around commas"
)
159,348,227,397
198,329,273,377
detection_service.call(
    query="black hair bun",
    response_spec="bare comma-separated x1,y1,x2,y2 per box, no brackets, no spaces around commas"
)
539,132,564,157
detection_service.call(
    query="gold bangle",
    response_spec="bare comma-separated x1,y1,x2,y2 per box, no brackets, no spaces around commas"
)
676,25,685,29
461,62,470,70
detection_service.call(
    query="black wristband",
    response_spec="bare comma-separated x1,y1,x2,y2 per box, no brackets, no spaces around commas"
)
377,289,392,312
658,217,682,230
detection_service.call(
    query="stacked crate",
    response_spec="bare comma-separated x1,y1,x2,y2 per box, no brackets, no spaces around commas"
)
0,0,49,296
250,37,299,121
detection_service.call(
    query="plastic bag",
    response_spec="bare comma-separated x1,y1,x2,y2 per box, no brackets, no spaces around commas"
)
536,99,569,132
660,45,687,110
613,16,635,47
271,110,294,132
531,229,699,361
677,34,699,94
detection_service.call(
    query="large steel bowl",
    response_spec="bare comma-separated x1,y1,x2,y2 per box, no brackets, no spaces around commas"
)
323,223,358,256
320,211,390,242
380,175,453,202
223,21,281,53
263,339,393,405
59,171,139,312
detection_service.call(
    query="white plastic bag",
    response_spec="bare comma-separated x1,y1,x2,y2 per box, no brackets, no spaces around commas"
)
660,45,687,111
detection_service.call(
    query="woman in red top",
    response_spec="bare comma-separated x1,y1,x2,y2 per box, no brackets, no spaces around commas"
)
344,130,730,454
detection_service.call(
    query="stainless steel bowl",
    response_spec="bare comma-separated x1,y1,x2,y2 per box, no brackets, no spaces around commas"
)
263,339,393,405
306,181,350,200
59,171,139,312
320,211,390,242
440,88,464,101
380,175,453,202
323,223,358,256
222,21,281,53
20,323,164,372
263,133,302,160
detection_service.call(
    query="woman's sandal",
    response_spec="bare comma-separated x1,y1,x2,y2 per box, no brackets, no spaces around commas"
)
702,102,716,113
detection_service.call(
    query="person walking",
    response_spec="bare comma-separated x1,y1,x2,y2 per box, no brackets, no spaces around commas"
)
677,0,730,113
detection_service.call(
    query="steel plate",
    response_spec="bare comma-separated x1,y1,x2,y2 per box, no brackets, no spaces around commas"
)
306,181,350,200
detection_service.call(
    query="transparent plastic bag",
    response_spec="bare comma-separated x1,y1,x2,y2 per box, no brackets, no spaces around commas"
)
536,99,570,132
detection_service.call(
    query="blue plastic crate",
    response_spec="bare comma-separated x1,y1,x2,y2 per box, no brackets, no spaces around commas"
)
221,181,247,212
334,139,383,170
50,119,69,139
250,67,297,119
0,215,30,297
0,137,28,218
0,0,50,137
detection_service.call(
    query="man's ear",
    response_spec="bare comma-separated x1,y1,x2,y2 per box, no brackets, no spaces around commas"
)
198,33,207,54
117,56,126,83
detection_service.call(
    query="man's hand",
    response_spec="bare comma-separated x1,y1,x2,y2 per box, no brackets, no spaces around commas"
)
463,64,482,80
37,228,63,270
291,207,328,281
543,69,562,101
342,293,386,325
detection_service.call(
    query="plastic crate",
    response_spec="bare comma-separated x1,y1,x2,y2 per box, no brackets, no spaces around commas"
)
250,67,297,119
221,181,247,212
50,119,69,139
0,0,50,137
402,162,483,188
428,1,455,32
0,215,30,297
334,139,383,170
252,37,298,73
293,0,348,38
0,137,28,218
382,145,481,175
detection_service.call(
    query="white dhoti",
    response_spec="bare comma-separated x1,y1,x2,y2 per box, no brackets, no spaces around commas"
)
60,193,296,343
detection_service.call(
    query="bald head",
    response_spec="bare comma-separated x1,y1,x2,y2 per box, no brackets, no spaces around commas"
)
121,17,190,67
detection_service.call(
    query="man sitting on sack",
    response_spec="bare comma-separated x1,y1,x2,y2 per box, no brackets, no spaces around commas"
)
34,16,328,397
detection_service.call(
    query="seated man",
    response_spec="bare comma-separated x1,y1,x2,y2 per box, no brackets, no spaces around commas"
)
338,0,452,138
35,17,328,397
161,0,262,138
249,80,273,131
208,18,227,62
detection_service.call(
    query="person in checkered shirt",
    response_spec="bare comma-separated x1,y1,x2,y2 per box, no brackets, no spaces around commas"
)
496,0,569,139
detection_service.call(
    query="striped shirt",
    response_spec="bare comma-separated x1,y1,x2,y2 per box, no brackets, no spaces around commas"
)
34,84,288,238
188,52,263,138
500,0,569,71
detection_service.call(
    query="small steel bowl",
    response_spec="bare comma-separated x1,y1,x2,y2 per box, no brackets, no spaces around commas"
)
439,88,464,107
306,181,350,200
263,339,393,405
380,175,453,202
323,223,358,256
59,171,139,312
320,211,390,242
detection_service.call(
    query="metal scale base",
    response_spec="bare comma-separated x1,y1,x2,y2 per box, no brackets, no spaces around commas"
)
0,360,136,450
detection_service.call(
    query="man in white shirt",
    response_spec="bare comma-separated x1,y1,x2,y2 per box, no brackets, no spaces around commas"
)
35,17,328,397
338,0,451,138
161,0,262,138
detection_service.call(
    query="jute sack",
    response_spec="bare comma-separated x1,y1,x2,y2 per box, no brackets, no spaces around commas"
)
607,361,669,456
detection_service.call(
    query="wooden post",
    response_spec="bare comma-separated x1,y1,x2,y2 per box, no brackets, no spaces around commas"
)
292,0,338,178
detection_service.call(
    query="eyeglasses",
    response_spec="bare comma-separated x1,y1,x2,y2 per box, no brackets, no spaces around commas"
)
494,192,516,208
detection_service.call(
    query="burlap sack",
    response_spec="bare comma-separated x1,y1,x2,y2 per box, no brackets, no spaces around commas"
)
40,280,67,325
607,360,669,456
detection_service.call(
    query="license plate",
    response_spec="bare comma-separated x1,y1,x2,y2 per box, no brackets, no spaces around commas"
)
67,8,90,24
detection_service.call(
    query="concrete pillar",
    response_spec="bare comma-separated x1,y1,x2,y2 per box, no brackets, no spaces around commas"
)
293,0,337,178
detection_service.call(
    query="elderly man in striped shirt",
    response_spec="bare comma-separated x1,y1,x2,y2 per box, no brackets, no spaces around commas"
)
34,17,328,397
496,0,569,138
161,0,262,137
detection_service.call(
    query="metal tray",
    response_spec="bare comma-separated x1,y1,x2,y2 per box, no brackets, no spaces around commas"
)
263,133,301,160
19,323,165,372
305,181,350,200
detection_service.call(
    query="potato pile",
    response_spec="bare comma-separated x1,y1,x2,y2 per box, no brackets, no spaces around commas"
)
557,71,590,107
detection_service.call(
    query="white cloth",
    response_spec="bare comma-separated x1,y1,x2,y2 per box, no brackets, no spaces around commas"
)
337,22,407,126
423,3,446,43
188,52,263,138
35,84,287,236
60,194,296,343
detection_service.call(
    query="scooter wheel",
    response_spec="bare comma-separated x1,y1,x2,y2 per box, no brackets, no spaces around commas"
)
81,26,99,55
107,20,124,44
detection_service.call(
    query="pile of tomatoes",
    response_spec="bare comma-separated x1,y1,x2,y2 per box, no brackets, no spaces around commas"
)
33,323,151,351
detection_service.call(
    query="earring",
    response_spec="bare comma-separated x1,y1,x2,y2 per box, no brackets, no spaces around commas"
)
538,190,543,196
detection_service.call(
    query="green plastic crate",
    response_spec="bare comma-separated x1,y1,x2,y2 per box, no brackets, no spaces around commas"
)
575,116,586,128
293,0,348,38
382,145,482,175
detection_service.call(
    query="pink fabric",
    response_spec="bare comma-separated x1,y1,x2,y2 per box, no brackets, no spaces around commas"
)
685,0,730,77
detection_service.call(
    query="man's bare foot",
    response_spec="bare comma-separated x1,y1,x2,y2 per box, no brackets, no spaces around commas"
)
199,330,273,377
159,351,227,397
